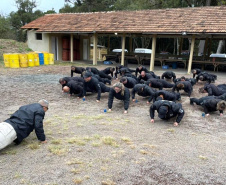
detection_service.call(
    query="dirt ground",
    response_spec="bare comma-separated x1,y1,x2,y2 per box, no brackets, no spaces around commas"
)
0,63,226,185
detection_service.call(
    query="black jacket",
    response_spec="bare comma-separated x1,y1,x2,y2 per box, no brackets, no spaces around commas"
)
192,68,202,78
108,88,130,110
154,90,180,102
67,80,84,97
102,67,114,77
202,99,223,114
5,103,46,144
161,71,176,80
174,78,196,86
196,72,216,83
86,67,100,75
150,100,184,123
135,66,149,77
71,66,86,77
138,73,154,83
146,79,174,90
132,84,156,102
123,77,138,89
63,77,84,83
204,83,223,96
173,81,193,97
83,77,109,100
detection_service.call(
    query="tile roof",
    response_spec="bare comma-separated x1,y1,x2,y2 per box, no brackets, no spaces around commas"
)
21,6,226,34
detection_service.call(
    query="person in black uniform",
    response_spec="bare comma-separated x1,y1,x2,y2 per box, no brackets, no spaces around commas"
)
131,84,156,104
120,68,138,82
62,80,84,98
82,71,111,85
174,76,196,86
83,71,110,102
59,77,84,89
108,82,130,114
0,99,48,150
120,77,138,89
172,81,193,97
161,71,176,81
138,71,155,83
115,65,136,78
199,83,224,96
150,100,185,127
192,68,202,78
86,67,100,75
146,78,174,90
71,66,86,77
153,90,181,102
101,67,115,78
199,99,226,116
196,72,217,83
135,65,150,77
190,93,226,105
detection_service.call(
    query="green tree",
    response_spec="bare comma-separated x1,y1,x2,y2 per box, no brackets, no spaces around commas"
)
9,0,44,41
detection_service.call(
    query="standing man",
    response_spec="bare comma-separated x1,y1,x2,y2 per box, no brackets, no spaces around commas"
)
0,100,48,150
83,71,110,102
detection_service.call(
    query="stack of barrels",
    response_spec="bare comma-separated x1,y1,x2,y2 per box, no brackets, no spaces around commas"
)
3,52,54,68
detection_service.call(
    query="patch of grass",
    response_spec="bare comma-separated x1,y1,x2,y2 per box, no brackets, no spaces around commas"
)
102,136,119,147
67,137,86,146
83,136,92,141
140,150,148,155
51,139,62,145
66,158,83,165
167,129,175,133
76,123,84,127
199,155,207,160
92,142,101,147
14,172,22,178
71,168,81,174
48,145,67,155
1,149,17,155
101,180,116,185
72,114,85,119
121,137,131,143
93,134,101,139
88,115,106,121
73,178,83,184
25,48,32,52
28,142,40,150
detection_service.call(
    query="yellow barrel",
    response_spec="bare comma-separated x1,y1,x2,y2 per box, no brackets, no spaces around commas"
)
33,53,40,66
44,53,49,65
3,53,10,67
49,53,54,65
9,53,20,68
27,53,35,67
19,54,28,68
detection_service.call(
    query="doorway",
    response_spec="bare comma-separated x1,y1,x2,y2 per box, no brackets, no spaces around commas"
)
51,37,58,60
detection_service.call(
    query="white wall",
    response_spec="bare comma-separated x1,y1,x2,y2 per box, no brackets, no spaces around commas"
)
27,30,49,52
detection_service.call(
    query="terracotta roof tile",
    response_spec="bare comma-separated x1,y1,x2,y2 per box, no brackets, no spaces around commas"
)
21,6,226,34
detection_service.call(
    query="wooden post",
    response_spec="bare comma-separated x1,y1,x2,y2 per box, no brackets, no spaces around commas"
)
129,37,133,54
150,34,157,71
121,33,126,66
107,36,110,53
70,33,73,62
203,37,209,60
187,35,196,74
179,37,183,55
93,33,98,65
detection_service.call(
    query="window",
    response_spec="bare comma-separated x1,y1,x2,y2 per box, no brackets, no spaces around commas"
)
36,33,42,40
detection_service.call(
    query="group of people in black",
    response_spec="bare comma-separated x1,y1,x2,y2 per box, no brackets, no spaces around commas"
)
59,65,226,126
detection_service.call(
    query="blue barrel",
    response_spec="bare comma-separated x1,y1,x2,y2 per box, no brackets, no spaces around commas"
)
38,53,44,65
172,62,177,69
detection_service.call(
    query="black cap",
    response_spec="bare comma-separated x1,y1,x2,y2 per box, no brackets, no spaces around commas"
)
158,106,168,119
83,71,92,78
